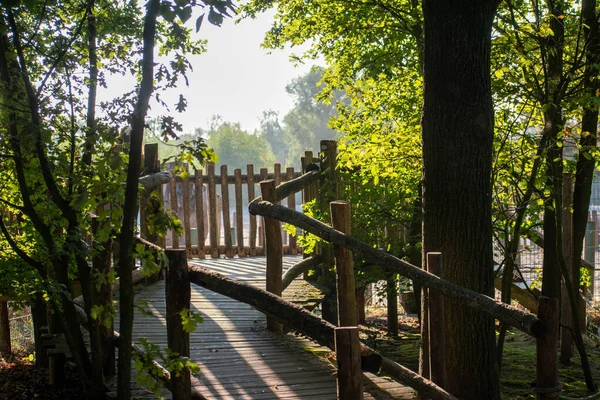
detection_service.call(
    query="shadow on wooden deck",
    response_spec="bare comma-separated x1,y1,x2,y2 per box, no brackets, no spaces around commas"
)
117,255,414,399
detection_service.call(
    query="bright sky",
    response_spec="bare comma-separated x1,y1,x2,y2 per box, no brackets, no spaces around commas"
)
99,9,315,135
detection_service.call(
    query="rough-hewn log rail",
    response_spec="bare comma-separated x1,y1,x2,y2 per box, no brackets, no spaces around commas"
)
282,255,323,291
188,265,457,400
248,200,545,338
139,170,171,189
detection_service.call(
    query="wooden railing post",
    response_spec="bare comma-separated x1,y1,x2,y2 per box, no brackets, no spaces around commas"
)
31,293,48,368
286,167,298,255
331,201,363,399
194,169,206,259
141,143,161,245
141,143,164,281
319,140,338,324
182,168,192,258
301,151,316,279
536,296,559,400
169,176,180,249
335,326,363,400
427,252,446,389
331,201,358,327
165,249,191,400
260,179,283,333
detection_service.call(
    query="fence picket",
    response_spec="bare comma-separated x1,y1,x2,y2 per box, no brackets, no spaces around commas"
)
169,178,179,249
207,163,218,258
234,169,245,257
221,165,233,258
182,174,192,258
195,170,206,259
161,162,303,257
247,164,257,256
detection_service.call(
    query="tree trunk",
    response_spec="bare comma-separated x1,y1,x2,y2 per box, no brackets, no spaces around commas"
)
31,294,48,368
117,2,160,399
421,1,500,398
572,0,599,337
0,301,10,355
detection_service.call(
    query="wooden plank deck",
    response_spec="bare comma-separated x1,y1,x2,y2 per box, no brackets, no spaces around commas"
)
117,255,415,399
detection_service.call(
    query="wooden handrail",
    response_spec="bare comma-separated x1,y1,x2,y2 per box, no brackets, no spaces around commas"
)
275,165,320,201
188,265,457,400
248,166,321,205
248,199,545,338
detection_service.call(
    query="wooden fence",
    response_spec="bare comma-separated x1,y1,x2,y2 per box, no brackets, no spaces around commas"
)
139,143,315,259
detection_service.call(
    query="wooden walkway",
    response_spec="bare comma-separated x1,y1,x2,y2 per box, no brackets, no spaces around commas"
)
119,255,415,399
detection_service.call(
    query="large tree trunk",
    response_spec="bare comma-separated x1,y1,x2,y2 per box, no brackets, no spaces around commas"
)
421,1,500,398
572,0,599,338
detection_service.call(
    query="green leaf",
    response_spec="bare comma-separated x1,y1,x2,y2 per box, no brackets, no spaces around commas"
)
207,9,224,26
195,14,205,32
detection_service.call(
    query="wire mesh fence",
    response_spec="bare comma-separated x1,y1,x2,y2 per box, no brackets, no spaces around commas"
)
515,214,600,304
9,313,34,352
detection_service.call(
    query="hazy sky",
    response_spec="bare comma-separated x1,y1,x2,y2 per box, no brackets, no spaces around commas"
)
99,9,315,135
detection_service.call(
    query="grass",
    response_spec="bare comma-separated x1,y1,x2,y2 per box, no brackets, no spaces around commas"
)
358,312,600,399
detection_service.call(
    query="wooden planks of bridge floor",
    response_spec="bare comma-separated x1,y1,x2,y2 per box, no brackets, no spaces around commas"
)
118,255,415,399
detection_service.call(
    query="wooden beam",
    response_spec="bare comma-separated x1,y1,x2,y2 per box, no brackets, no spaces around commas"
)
260,180,283,334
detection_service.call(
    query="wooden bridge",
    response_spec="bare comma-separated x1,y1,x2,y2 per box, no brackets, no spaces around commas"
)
119,255,415,399
122,142,552,400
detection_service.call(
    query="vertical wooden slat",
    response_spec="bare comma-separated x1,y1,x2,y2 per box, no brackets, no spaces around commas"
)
274,163,281,187
169,178,179,249
221,165,233,258
194,170,205,259
234,169,245,257
182,174,192,258
207,163,218,258
232,211,237,246
261,179,283,333
286,167,297,255
247,164,257,256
